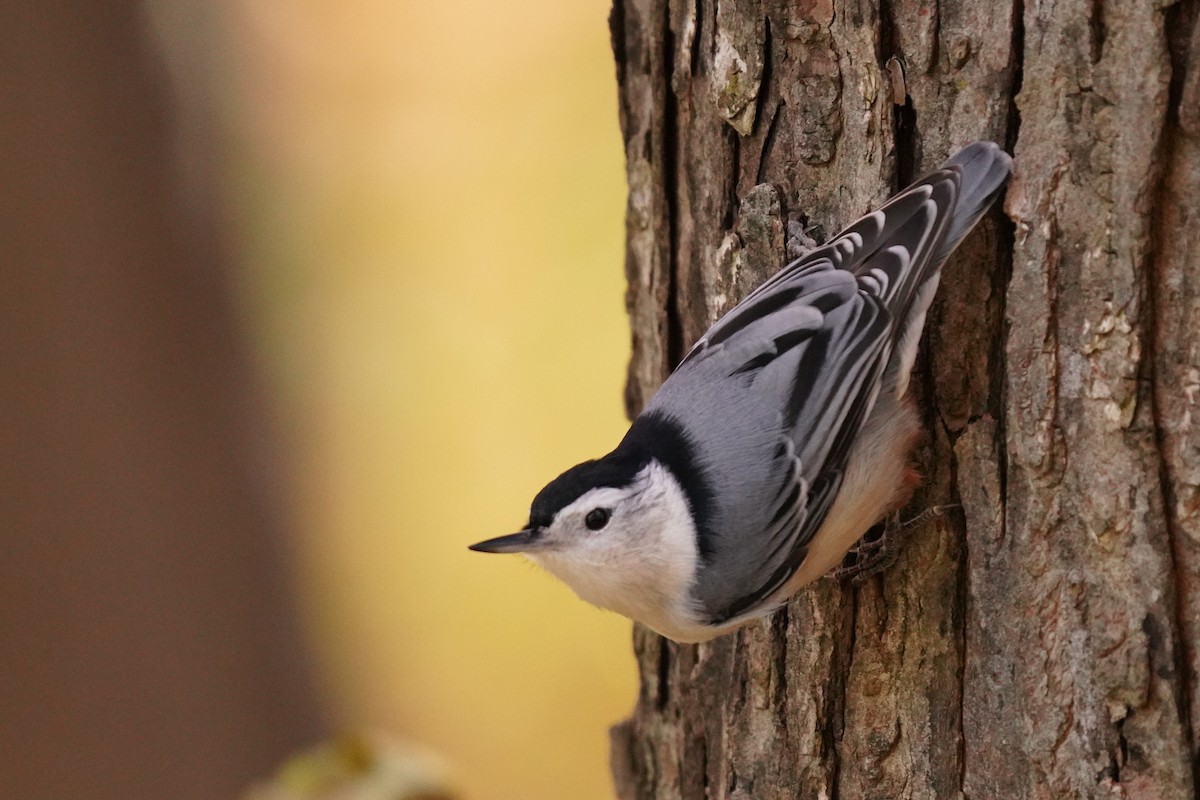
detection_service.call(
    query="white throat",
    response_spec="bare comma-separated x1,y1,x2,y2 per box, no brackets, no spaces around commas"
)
529,460,708,641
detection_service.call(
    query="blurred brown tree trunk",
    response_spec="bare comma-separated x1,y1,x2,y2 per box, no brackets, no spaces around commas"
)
609,0,1200,797
0,5,323,799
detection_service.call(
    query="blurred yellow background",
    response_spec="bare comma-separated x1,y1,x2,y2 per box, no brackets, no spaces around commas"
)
220,2,637,798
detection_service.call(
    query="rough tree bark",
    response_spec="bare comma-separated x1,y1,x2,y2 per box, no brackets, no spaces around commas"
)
608,0,1200,797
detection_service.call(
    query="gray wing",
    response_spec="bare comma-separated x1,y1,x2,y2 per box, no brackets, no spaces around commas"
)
686,257,894,624
681,142,1011,623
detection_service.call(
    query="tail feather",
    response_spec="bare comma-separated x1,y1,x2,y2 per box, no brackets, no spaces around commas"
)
934,141,1013,265
840,140,1012,397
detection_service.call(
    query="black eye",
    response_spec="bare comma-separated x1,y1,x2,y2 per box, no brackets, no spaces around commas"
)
584,508,611,531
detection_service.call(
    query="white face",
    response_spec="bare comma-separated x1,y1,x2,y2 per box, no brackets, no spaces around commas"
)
526,461,703,635
534,481,653,558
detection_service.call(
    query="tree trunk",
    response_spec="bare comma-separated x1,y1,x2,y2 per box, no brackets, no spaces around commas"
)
608,0,1200,797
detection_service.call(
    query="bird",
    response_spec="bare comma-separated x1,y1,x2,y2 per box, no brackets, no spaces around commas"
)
469,141,1013,643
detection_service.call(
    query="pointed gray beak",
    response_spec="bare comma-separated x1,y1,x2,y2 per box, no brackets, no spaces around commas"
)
468,528,542,554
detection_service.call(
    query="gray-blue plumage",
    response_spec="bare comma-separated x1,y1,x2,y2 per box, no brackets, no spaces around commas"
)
640,141,1013,622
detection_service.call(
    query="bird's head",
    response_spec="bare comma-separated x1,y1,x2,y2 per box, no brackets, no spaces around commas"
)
469,452,703,630
470,453,659,561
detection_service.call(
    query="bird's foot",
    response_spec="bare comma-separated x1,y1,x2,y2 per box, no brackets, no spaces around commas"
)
828,504,959,584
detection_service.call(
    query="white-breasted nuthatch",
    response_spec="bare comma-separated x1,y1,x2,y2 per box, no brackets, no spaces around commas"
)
470,141,1013,643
